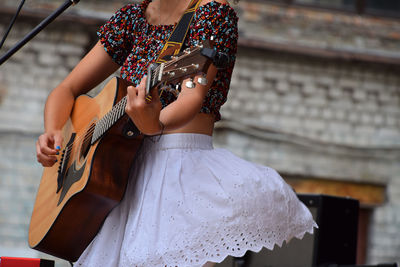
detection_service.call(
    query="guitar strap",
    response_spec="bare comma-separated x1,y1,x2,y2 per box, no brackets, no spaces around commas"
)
155,0,202,63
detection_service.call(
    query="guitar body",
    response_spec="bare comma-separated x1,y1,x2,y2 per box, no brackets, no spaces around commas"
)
28,77,143,261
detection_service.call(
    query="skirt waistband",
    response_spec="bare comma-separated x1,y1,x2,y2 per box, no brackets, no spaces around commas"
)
143,133,214,151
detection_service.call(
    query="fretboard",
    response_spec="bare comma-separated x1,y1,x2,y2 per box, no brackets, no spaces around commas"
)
91,96,127,144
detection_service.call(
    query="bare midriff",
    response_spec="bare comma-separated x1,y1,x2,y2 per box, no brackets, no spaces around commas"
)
164,113,215,136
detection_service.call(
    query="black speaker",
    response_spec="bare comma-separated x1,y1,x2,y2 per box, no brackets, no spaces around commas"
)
216,194,360,267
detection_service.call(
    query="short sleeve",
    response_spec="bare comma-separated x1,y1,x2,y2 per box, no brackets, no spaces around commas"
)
199,3,239,121
97,4,136,65
179,2,239,121
211,5,238,68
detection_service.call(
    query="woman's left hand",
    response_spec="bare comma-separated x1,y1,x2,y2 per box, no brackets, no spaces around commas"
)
125,76,163,135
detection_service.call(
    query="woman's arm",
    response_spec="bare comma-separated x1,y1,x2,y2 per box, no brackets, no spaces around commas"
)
125,65,218,135
159,65,218,130
36,41,120,167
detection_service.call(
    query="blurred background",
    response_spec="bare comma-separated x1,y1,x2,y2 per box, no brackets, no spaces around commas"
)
0,0,399,266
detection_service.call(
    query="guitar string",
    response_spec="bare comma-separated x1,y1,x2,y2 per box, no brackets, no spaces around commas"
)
61,97,125,153
62,91,129,154
61,67,187,155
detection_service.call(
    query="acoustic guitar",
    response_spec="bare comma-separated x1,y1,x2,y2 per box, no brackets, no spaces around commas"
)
28,40,225,262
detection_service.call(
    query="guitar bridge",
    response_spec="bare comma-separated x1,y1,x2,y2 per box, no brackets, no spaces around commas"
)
56,133,76,193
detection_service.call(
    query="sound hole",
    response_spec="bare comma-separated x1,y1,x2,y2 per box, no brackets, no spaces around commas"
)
80,123,95,161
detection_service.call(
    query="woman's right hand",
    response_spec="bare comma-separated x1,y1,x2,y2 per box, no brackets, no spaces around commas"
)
36,131,63,167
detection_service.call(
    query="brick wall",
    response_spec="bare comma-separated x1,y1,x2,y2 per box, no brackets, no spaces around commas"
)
216,47,400,264
0,13,99,266
238,1,400,61
223,49,400,148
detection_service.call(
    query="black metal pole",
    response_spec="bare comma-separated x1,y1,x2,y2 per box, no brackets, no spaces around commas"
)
0,0,80,66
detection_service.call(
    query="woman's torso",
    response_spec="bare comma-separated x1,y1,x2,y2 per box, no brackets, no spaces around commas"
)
97,0,238,135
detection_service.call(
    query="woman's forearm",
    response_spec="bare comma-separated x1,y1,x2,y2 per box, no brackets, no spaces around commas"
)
159,67,218,131
159,91,204,131
43,41,120,133
43,85,76,133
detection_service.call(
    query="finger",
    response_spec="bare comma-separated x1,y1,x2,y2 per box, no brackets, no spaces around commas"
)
38,134,58,156
38,154,58,167
36,141,57,167
126,86,139,110
128,85,140,98
139,75,147,87
151,86,160,101
127,86,135,96
139,75,148,96
137,84,146,101
53,133,63,151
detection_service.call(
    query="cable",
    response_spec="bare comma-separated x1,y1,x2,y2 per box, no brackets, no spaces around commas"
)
0,0,26,50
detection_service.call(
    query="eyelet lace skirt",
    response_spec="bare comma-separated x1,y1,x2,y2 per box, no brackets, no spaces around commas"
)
75,133,317,267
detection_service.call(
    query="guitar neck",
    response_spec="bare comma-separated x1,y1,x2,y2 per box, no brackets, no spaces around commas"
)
91,96,127,144
90,75,158,145
91,40,222,144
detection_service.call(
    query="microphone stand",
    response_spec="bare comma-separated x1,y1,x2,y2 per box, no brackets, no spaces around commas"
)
0,0,80,65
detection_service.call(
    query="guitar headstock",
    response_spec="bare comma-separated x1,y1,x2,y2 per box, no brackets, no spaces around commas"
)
145,39,228,94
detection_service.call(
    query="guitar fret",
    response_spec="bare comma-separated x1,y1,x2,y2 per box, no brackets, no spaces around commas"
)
152,68,158,88
115,108,119,123
91,96,128,144
111,109,117,125
118,103,124,117
100,124,105,136
103,114,110,130
108,112,113,126
119,97,127,118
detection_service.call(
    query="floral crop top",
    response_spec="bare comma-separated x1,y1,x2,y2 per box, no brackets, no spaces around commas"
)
97,0,238,121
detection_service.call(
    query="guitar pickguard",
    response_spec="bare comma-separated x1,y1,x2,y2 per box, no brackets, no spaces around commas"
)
57,161,86,206
57,133,76,193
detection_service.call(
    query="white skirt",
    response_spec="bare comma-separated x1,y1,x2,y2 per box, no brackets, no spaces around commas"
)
75,133,317,267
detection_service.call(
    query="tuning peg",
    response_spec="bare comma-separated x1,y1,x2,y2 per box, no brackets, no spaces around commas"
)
185,78,196,89
197,75,208,86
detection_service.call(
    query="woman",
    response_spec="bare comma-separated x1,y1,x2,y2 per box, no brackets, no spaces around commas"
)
36,0,317,266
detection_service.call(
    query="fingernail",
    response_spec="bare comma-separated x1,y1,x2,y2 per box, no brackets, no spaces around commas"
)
55,159,58,163
56,146,61,150
56,152,59,155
